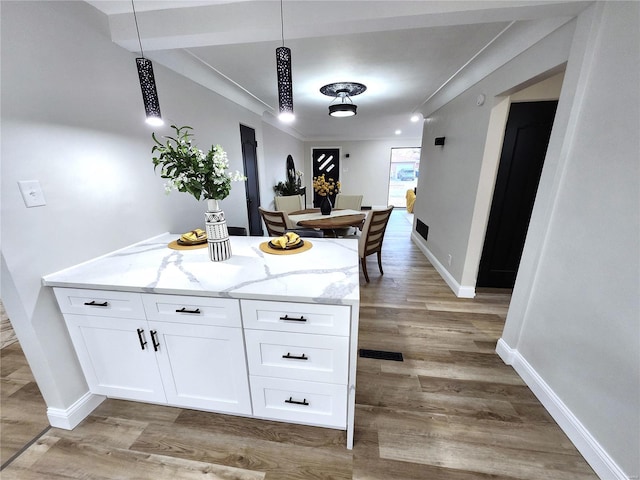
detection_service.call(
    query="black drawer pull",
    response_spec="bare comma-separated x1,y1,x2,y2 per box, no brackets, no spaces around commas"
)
176,307,201,314
137,328,147,350
285,397,309,406
84,300,108,307
150,330,160,352
282,352,308,360
279,314,307,322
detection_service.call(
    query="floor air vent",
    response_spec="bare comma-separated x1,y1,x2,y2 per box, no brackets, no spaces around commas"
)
359,349,404,361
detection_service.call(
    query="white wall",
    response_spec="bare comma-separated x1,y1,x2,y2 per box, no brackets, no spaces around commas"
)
261,122,306,208
413,20,576,289
413,2,639,478
304,138,421,207
0,1,298,413
501,3,639,478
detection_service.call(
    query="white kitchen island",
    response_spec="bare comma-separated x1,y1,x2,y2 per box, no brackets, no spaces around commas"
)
42,233,360,449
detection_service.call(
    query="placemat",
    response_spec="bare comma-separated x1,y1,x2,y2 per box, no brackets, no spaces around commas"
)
168,239,208,250
259,240,313,255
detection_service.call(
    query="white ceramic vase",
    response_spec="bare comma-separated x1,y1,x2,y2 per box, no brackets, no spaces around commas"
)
204,199,231,261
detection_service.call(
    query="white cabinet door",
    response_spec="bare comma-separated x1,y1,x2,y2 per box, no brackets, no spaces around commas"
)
64,314,166,403
149,321,252,415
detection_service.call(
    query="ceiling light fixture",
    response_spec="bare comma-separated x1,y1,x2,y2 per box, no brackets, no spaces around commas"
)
320,82,367,118
276,0,294,123
132,0,162,126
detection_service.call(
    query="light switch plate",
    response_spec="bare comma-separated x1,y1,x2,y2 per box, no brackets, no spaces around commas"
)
18,180,46,207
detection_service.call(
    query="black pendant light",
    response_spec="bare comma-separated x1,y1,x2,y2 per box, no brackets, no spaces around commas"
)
320,82,367,118
276,0,294,123
132,0,163,126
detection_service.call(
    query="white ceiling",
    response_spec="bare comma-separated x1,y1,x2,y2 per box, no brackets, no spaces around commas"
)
86,1,590,141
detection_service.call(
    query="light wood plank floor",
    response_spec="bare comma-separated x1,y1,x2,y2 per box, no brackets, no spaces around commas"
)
1,210,598,479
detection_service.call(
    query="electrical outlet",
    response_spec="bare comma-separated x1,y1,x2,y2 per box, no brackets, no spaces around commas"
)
18,180,46,207
447,254,452,266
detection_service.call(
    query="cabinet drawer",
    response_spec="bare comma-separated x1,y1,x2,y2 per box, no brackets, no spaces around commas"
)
53,288,145,319
142,294,241,327
245,330,348,384
250,376,347,429
241,300,350,336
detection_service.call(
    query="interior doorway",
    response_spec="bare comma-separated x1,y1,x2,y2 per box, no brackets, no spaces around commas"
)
477,101,558,288
311,148,340,207
387,147,421,208
239,124,262,236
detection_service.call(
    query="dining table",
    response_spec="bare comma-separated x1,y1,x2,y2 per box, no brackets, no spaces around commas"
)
289,208,367,236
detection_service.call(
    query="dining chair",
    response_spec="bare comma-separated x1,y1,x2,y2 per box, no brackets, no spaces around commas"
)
227,226,248,236
274,194,304,213
258,207,290,236
358,206,394,282
286,228,324,238
335,194,363,211
334,194,364,236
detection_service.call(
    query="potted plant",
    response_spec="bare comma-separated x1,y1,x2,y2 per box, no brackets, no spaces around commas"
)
151,125,245,261
313,174,340,215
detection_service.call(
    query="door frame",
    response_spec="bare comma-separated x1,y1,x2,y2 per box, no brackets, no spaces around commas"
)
476,100,558,288
310,147,341,207
464,72,564,290
240,124,262,236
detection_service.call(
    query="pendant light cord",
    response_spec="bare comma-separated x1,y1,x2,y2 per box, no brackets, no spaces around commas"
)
280,0,285,47
131,0,145,58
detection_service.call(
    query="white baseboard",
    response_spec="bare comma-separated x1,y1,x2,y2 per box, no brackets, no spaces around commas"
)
496,338,516,364
47,392,105,430
410,232,475,298
496,338,630,480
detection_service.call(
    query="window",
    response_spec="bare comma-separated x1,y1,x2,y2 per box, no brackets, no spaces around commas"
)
388,147,420,207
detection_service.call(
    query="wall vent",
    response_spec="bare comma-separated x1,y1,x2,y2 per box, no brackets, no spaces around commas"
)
416,219,429,241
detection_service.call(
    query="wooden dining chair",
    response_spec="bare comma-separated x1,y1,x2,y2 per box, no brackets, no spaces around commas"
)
359,206,394,282
274,195,304,213
227,226,248,236
258,207,289,236
335,194,363,211
286,228,324,238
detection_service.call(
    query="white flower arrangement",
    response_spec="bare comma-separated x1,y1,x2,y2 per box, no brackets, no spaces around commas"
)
152,125,245,201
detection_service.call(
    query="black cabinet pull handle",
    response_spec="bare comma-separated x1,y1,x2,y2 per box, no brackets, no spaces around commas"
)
84,300,108,307
137,328,147,350
279,314,307,322
150,330,160,352
285,397,309,406
282,352,308,360
176,307,201,314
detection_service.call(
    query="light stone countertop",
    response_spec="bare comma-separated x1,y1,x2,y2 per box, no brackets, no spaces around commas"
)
42,233,360,305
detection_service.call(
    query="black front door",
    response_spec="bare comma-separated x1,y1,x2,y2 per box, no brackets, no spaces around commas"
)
477,101,558,288
240,124,262,236
311,148,340,207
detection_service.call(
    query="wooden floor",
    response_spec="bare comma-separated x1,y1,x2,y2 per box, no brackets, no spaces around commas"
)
1,211,598,479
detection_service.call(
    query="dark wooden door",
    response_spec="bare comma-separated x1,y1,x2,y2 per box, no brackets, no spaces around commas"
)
311,148,340,207
477,101,558,288
240,124,262,236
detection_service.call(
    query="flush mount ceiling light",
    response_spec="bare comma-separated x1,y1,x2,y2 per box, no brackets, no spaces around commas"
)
320,82,367,117
132,0,162,126
276,0,294,123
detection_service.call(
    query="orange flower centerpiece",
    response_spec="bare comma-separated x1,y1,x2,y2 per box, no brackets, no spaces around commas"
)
313,174,341,215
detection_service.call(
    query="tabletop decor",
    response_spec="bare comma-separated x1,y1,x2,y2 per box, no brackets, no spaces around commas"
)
152,125,245,261
259,240,313,255
274,154,304,196
313,174,340,215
